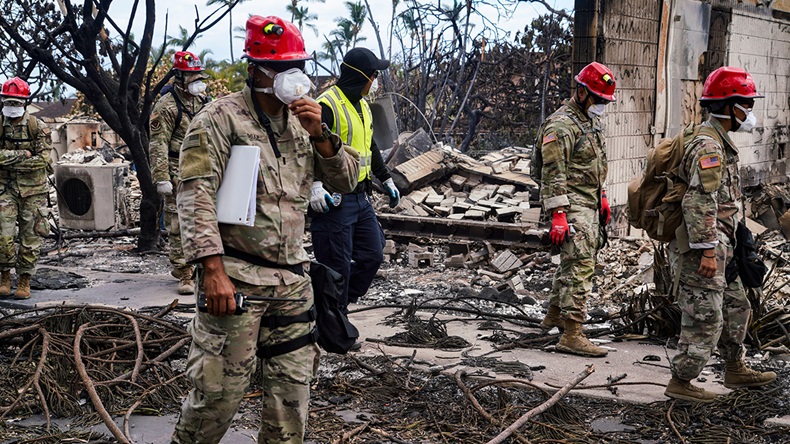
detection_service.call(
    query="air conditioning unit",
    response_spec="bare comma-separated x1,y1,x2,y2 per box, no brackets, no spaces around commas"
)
55,163,128,231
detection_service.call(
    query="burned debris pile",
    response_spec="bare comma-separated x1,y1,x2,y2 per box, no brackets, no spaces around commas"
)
0,303,190,443
300,352,790,443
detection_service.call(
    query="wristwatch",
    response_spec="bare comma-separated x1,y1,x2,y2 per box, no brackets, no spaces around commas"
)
310,123,332,143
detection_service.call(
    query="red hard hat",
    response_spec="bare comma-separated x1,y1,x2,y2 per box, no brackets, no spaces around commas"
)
575,62,616,101
1,77,31,99
700,67,764,102
243,16,311,63
173,51,204,72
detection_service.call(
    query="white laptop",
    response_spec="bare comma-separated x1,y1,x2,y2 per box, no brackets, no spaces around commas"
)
216,145,260,226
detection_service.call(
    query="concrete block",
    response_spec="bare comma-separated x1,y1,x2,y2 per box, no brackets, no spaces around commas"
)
447,213,465,220
409,251,434,268
383,239,397,255
424,194,444,206
452,202,472,212
433,206,451,216
464,210,486,220
491,249,523,273
497,184,516,197
408,189,431,204
521,208,542,225
507,274,525,291
444,254,467,268
449,174,467,191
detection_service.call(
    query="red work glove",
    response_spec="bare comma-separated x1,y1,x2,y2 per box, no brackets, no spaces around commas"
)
550,211,570,247
600,191,611,225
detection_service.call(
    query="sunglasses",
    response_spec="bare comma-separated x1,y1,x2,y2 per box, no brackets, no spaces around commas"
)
371,70,380,79
2,100,24,107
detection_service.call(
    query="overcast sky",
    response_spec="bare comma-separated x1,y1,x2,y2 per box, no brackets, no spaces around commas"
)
111,0,574,68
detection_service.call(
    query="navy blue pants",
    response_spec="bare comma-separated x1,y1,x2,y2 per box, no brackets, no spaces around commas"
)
310,192,385,312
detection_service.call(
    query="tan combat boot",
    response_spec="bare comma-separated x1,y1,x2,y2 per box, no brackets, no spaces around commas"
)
13,274,31,299
724,360,776,389
556,320,608,357
664,377,717,403
540,305,564,332
0,270,11,296
178,275,195,295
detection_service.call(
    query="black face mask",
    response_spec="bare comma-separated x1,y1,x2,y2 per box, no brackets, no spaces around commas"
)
337,63,372,103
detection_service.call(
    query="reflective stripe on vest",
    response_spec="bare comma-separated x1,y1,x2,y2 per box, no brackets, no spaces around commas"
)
317,86,373,182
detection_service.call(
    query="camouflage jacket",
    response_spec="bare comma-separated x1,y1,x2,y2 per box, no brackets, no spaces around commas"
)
0,112,52,197
0,149,32,166
177,86,360,286
538,98,607,212
149,88,205,184
679,118,741,248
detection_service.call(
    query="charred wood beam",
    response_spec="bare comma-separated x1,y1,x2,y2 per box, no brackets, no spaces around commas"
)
377,213,542,248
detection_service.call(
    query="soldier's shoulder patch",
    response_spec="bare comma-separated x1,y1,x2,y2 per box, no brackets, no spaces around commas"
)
542,132,557,145
699,154,721,169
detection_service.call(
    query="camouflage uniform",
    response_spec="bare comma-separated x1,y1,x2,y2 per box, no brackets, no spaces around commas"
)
539,98,607,323
0,113,51,276
172,86,359,444
150,88,205,278
669,117,750,380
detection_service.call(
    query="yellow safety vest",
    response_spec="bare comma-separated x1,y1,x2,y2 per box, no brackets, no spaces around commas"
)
317,86,372,182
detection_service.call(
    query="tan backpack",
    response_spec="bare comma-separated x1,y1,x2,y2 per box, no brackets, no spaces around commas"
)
627,123,721,242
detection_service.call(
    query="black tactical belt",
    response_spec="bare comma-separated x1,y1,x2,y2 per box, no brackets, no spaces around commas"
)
223,245,305,276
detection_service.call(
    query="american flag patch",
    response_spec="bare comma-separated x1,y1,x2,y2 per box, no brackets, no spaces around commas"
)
542,132,557,144
699,154,721,169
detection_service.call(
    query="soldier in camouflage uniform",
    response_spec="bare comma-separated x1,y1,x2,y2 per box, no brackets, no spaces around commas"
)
537,62,615,358
171,16,359,444
664,67,776,403
0,77,52,300
150,50,210,295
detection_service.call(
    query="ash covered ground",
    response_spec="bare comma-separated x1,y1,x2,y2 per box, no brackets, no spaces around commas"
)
1,234,789,443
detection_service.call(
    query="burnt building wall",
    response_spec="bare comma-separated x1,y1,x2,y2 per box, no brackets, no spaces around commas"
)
573,0,790,231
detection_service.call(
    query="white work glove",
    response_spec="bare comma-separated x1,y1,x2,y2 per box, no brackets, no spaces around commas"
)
156,181,173,196
310,181,334,213
383,178,400,208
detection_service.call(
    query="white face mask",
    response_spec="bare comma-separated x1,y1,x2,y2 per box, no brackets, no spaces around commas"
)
254,66,314,104
366,78,379,96
187,80,207,96
588,103,606,117
711,104,757,133
2,106,25,118
734,104,757,133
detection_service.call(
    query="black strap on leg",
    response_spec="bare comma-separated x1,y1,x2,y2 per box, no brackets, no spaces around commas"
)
260,305,317,329
256,327,318,359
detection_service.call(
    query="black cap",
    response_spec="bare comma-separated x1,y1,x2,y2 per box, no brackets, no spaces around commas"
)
342,48,390,76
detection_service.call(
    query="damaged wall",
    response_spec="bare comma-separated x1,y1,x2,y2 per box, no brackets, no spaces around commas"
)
574,0,790,232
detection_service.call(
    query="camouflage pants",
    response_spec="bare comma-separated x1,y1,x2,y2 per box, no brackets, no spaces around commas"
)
172,276,320,444
164,187,193,277
549,207,602,323
669,235,751,381
0,191,48,275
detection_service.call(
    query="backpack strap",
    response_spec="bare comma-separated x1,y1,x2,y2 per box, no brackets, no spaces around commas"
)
565,112,598,155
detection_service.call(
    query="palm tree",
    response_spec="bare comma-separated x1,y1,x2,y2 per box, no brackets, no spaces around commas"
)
206,0,250,63
166,26,199,50
288,5,319,37
288,0,326,23
344,0,367,47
